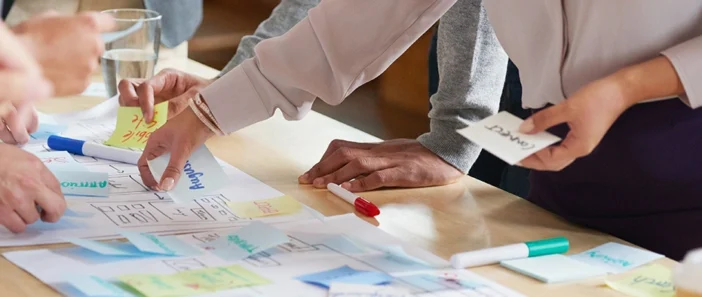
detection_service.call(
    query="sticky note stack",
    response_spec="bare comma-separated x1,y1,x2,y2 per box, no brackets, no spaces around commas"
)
105,103,168,150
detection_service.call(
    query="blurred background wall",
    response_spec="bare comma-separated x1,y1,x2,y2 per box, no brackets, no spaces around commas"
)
189,0,434,140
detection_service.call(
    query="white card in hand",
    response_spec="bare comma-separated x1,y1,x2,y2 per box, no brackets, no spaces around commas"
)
457,112,561,165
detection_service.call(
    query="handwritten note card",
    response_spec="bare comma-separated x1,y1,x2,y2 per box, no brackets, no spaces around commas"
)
147,145,229,203
227,195,303,218
200,221,290,261
66,275,132,297
35,151,85,172
605,265,675,297
500,254,607,283
54,171,110,197
329,283,409,297
105,103,167,149
119,265,270,297
296,265,393,288
570,242,664,274
457,111,561,165
120,232,201,256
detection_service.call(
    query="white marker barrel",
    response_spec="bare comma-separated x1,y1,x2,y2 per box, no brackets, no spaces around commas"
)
450,237,569,269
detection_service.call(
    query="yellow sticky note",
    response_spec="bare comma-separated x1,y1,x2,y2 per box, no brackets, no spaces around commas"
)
119,265,270,297
227,195,303,218
605,264,675,297
105,103,168,149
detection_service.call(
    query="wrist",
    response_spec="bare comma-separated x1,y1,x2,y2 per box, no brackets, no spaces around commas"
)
609,67,646,108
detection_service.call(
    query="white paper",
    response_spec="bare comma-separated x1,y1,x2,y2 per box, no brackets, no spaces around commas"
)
4,215,525,297
500,254,606,283
80,82,109,98
457,112,561,165
0,105,312,246
328,283,410,297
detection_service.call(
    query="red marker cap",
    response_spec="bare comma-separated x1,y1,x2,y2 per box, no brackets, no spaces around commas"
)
354,197,380,217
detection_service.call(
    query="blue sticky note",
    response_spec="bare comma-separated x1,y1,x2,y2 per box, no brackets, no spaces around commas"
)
55,171,110,197
201,221,290,261
56,244,166,265
64,208,95,218
35,151,86,172
120,232,201,256
27,217,87,231
570,242,663,273
30,123,67,140
65,238,138,256
147,145,229,203
296,265,393,288
66,275,132,297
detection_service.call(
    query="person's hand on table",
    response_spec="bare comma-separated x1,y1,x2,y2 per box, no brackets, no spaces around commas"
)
0,21,51,145
0,144,65,233
118,69,213,123
518,77,635,171
12,12,115,96
138,108,215,191
299,139,464,192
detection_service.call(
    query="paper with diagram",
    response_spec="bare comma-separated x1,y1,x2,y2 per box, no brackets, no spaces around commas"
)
4,215,525,297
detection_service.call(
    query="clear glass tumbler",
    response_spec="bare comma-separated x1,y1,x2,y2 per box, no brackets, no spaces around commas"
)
100,9,162,97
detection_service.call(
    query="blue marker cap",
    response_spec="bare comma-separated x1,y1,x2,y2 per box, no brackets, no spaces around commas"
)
47,135,86,156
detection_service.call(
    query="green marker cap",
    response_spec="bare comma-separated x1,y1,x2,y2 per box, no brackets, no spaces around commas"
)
525,237,569,257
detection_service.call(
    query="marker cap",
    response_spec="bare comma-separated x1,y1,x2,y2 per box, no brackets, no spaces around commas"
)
525,237,569,257
354,198,380,217
47,135,85,155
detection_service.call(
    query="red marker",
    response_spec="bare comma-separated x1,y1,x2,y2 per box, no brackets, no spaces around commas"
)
326,183,380,217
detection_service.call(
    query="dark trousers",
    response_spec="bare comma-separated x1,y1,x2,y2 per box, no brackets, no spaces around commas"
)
428,31,530,198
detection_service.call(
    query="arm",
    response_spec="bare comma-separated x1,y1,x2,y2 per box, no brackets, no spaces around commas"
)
222,0,320,74
417,0,508,173
200,0,457,133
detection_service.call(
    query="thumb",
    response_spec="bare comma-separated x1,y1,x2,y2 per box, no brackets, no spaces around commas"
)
519,104,568,134
159,146,191,191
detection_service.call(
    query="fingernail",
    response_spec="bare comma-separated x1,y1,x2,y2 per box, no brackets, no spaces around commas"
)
519,118,534,133
312,178,324,188
299,173,310,183
340,182,352,190
161,177,175,191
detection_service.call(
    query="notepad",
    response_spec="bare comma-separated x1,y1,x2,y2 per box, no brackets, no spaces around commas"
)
605,264,675,297
500,254,607,283
457,112,561,165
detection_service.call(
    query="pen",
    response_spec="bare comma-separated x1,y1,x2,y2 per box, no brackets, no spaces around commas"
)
450,237,569,268
326,183,380,217
47,135,141,165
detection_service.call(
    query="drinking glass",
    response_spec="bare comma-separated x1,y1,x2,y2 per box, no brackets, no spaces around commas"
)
100,9,162,97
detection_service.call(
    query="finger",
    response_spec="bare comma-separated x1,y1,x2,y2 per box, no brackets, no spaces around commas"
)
118,79,143,106
3,106,30,144
80,12,116,32
519,104,569,134
22,106,39,134
0,209,27,233
139,138,169,190
303,147,370,184
523,132,584,171
35,186,66,223
341,167,404,192
159,144,194,192
136,83,156,123
312,157,393,188
14,198,40,225
39,165,63,197
320,139,376,161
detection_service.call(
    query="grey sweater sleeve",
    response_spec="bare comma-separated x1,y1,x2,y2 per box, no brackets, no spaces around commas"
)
220,0,319,74
417,0,507,173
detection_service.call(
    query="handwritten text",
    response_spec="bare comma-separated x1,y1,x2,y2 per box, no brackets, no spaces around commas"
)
485,125,535,150
183,160,205,190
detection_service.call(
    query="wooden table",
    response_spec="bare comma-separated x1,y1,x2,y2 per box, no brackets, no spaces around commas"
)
0,59,676,297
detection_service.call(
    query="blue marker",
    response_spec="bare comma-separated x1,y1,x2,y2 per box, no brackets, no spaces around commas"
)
47,135,141,165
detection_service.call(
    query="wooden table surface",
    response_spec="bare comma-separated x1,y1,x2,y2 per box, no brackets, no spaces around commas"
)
0,59,676,297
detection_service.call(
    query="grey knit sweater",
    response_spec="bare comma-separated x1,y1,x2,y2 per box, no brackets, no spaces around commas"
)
221,0,507,173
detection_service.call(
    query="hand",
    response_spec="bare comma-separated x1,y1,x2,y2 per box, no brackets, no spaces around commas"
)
0,22,51,144
118,69,212,123
518,77,633,171
138,108,215,191
0,144,65,233
12,12,115,96
299,139,464,192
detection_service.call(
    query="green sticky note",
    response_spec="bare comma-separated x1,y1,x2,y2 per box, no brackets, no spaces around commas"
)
119,265,270,297
105,103,168,149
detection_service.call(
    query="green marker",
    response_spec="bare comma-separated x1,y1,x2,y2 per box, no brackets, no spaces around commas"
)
450,237,569,268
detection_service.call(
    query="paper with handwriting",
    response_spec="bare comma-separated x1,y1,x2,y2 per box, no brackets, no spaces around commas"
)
105,103,167,149
227,195,303,218
457,111,561,165
199,221,290,261
570,242,664,274
605,264,675,297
